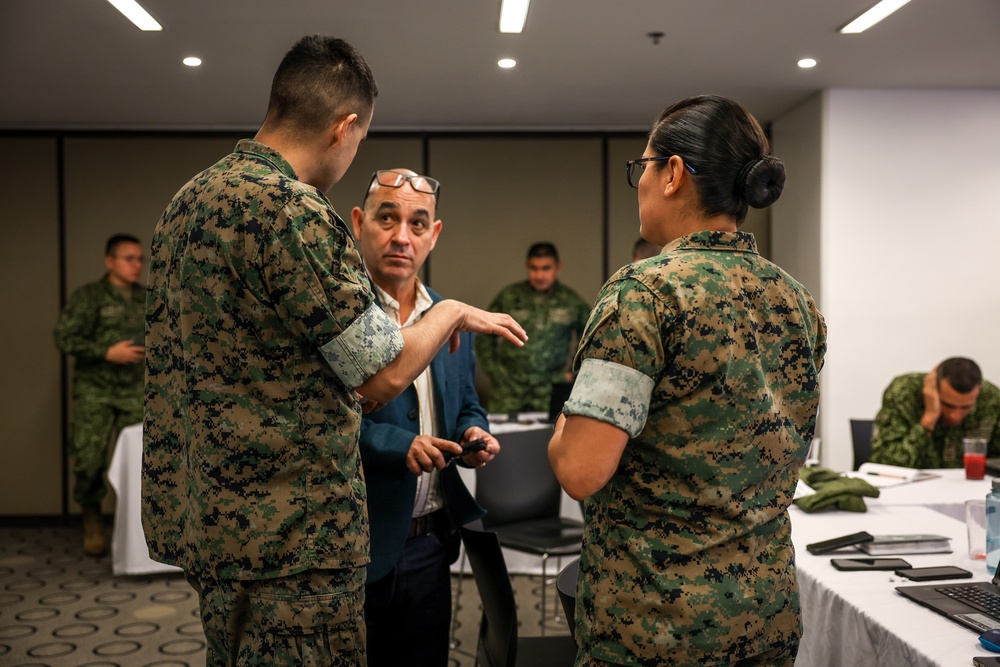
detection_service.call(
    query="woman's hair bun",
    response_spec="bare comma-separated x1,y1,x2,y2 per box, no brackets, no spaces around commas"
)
739,156,786,209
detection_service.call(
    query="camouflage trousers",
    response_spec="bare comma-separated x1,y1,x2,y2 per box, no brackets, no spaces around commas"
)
574,640,798,667
187,567,367,667
69,389,142,507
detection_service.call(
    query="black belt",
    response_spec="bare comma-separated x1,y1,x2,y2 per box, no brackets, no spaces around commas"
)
407,510,446,540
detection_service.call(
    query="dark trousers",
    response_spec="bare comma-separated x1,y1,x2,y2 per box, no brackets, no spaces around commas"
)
364,529,452,667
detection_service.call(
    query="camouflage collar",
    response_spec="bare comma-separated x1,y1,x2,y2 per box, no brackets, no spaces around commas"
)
234,139,298,181
664,230,758,255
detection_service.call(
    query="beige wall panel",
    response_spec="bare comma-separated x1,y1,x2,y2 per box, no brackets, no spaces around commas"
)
427,137,604,310
0,138,62,514
607,137,648,272
63,136,240,294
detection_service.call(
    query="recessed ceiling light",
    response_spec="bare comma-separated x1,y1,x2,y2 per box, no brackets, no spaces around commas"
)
840,0,912,34
183,57,202,67
499,0,530,33
106,0,162,31
498,58,517,69
798,58,817,69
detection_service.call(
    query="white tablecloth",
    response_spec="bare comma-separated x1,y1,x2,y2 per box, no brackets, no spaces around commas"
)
106,423,182,576
864,468,991,521
792,504,990,667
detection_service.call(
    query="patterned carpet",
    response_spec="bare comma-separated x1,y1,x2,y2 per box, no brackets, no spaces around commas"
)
0,524,572,667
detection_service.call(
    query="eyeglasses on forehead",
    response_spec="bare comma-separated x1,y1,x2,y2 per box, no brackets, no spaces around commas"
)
364,170,441,204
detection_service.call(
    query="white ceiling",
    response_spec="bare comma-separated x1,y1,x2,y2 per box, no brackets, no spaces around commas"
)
2,0,999,132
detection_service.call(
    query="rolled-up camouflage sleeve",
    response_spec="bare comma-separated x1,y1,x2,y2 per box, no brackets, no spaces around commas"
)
320,303,403,388
564,276,667,436
564,358,653,437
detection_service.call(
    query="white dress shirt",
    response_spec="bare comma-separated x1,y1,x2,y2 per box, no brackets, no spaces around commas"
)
373,280,445,518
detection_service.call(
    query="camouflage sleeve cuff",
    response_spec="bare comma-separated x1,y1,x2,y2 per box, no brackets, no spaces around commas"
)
563,358,653,437
320,303,404,388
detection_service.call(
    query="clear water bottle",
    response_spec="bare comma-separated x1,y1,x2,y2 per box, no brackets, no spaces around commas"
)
987,479,1000,573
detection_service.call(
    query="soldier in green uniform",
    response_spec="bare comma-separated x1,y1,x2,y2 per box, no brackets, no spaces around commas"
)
54,233,145,557
143,36,524,666
549,95,826,666
476,242,590,413
870,357,1000,468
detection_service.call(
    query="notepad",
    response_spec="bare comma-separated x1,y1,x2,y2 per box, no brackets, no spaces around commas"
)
849,462,941,488
856,534,952,555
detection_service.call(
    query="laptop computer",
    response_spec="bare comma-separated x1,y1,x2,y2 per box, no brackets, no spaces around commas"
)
898,567,1000,632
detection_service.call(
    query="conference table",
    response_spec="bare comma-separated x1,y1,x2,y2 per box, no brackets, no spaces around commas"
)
555,470,993,666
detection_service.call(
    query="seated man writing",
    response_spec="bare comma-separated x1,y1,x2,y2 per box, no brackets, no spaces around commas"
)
870,357,1000,468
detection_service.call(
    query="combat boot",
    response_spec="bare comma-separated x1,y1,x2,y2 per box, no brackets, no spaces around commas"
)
82,506,108,557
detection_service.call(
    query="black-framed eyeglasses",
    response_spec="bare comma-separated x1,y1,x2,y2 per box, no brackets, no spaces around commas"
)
363,170,441,205
625,156,697,189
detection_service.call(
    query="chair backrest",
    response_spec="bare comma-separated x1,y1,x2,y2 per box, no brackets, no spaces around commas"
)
477,426,560,527
459,526,519,667
850,419,874,470
556,557,579,639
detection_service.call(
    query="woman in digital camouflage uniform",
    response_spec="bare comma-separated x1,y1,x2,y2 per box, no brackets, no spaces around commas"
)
549,95,827,667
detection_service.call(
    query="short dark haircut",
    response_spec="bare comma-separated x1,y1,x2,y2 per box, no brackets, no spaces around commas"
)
938,357,983,394
648,94,785,224
105,234,140,256
527,242,559,261
264,35,378,136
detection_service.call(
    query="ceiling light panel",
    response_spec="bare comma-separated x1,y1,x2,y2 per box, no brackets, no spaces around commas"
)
499,0,530,33
106,0,162,31
840,0,912,34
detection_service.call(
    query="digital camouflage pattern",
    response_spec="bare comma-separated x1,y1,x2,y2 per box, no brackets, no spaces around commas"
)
870,373,1000,468
143,139,403,582
190,567,366,666
565,231,826,666
475,280,590,413
54,276,144,506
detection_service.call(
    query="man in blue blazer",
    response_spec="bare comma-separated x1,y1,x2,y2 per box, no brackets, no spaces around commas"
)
351,169,500,667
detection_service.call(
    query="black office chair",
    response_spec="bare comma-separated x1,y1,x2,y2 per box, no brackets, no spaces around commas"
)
459,526,578,667
555,557,580,640
850,419,874,470
475,426,584,634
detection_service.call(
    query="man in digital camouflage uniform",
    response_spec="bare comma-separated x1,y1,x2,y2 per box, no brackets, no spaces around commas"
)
143,36,524,666
54,233,145,557
551,233,826,665
870,357,1000,468
476,242,590,413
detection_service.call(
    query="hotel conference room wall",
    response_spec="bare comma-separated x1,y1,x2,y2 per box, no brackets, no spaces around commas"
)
4,131,777,516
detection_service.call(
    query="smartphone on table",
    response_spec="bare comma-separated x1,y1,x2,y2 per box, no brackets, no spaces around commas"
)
830,558,912,571
893,565,973,581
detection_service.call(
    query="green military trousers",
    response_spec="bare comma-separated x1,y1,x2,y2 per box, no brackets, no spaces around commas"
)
69,389,142,507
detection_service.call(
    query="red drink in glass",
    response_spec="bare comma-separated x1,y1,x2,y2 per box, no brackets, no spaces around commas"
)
965,453,987,480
